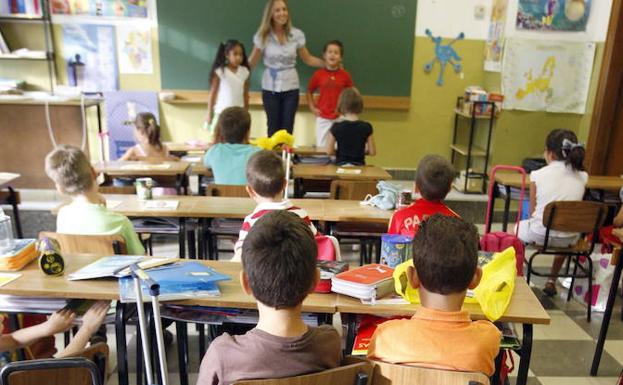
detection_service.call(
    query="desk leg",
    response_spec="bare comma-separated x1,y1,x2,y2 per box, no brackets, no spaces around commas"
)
516,323,533,385
115,302,129,385
502,185,511,233
294,178,303,198
176,321,189,385
179,218,186,259
345,313,357,355
8,187,22,238
591,255,623,375
486,182,498,234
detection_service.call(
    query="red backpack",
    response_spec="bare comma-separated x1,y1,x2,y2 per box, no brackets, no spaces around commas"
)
480,165,527,276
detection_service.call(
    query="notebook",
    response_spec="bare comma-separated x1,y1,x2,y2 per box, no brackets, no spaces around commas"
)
68,256,173,281
331,264,395,300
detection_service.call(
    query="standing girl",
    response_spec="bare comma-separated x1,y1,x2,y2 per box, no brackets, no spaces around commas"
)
119,112,176,161
205,39,251,139
517,128,588,296
249,0,324,136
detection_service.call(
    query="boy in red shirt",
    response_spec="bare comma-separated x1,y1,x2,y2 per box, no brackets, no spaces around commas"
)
388,155,458,236
307,40,354,148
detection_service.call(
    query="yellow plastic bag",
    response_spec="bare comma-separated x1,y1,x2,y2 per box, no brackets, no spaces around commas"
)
250,129,294,150
393,247,516,321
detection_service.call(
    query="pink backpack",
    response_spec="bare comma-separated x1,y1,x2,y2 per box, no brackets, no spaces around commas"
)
481,165,527,276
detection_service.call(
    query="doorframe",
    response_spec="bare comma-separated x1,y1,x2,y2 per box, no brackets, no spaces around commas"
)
585,0,623,175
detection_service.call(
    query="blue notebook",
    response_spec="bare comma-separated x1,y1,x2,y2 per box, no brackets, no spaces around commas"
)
118,262,231,302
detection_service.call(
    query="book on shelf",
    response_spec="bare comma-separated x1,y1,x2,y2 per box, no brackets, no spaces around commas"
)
351,315,409,355
2,0,41,16
118,261,231,302
67,255,174,281
331,264,395,301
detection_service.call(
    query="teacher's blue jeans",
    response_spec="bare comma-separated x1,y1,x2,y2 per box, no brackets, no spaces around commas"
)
262,89,299,137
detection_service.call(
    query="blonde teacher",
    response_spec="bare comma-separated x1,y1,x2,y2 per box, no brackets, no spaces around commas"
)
249,0,324,137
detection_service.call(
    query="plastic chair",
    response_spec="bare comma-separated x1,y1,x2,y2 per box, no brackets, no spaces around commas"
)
233,357,373,385
371,360,490,385
329,180,387,264
525,200,607,322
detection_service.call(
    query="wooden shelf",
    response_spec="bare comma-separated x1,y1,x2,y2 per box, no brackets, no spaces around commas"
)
454,108,494,119
0,53,49,60
449,144,486,157
163,90,411,110
0,14,44,21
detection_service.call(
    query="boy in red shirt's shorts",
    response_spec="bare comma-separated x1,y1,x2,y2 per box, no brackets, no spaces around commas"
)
307,40,354,148
388,155,458,237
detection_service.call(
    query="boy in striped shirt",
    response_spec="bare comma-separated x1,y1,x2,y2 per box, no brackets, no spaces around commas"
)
232,150,317,261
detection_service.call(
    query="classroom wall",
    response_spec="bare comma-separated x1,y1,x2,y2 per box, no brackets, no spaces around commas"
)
5,0,612,170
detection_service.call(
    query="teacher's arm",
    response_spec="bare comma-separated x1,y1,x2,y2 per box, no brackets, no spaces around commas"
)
248,46,263,69
298,46,324,68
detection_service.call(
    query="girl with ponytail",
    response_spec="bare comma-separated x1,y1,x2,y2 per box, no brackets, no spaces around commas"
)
205,39,250,140
120,112,176,161
517,128,588,296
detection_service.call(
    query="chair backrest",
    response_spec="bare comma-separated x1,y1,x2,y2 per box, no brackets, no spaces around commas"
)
372,360,490,385
206,184,248,197
542,201,607,234
330,180,378,201
233,358,373,385
98,185,136,194
38,232,127,255
0,342,109,385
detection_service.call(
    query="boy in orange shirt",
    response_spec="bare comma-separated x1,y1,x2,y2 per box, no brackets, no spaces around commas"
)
388,155,458,237
368,215,500,376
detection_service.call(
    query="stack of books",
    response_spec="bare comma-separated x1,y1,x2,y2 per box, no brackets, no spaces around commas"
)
118,261,231,302
315,260,349,293
0,239,37,271
331,264,395,301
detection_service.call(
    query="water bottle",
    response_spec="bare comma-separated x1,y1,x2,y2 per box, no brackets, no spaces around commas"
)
0,208,15,254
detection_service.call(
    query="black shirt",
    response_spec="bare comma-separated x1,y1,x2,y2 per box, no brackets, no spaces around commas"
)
330,120,373,165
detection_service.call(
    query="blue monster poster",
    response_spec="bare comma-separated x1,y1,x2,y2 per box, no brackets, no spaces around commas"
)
516,0,591,31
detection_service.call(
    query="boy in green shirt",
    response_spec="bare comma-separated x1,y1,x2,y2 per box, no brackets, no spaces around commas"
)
45,145,145,255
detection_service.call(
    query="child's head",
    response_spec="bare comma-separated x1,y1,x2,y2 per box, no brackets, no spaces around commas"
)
246,150,286,200
209,39,249,82
545,129,585,171
337,87,363,116
214,107,251,144
45,145,95,196
241,210,318,309
410,214,481,295
415,154,455,201
323,40,343,68
134,112,162,151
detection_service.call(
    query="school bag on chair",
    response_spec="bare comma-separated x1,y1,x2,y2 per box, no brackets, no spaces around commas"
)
481,165,527,276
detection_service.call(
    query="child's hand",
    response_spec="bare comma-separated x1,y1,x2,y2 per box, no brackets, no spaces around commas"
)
80,301,111,334
205,111,213,126
309,105,320,116
45,309,76,335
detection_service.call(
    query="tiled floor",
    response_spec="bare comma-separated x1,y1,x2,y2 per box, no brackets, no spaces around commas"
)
91,238,623,385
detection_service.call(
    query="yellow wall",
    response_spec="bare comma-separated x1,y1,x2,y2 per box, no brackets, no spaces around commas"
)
6,25,603,169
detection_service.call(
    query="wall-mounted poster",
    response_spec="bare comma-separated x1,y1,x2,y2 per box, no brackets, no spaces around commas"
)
116,25,153,74
484,0,508,72
502,38,595,113
51,0,148,18
516,0,591,32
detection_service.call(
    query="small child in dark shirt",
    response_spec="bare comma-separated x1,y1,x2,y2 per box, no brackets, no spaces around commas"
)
326,87,376,166
197,211,342,385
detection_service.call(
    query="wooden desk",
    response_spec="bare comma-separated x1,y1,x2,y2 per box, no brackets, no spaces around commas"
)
94,161,191,195
489,173,623,233
338,278,549,385
292,164,392,198
53,195,392,224
165,142,210,153
0,172,20,188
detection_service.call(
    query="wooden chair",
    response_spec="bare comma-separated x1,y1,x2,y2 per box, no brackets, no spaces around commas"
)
204,184,248,260
329,180,387,265
233,357,373,385
0,188,23,238
0,342,109,385
38,232,127,255
371,360,490,385
525,201,607,321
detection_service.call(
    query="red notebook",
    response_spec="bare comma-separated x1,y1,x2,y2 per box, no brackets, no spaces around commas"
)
334,264,394,286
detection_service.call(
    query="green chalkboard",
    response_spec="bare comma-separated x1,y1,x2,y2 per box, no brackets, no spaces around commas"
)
157,0,416,97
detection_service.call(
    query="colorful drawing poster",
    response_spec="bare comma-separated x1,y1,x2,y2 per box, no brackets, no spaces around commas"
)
104,91,158,159
484,0,508,72
63,24,118,92
51,0,148,18
116,25,153,74
502,38,595,113
516,0,591,31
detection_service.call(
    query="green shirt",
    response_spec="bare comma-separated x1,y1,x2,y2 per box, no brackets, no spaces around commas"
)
56,201,145,255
